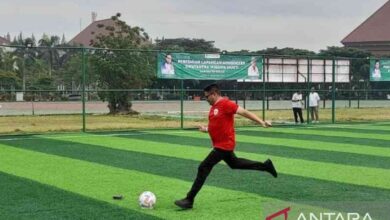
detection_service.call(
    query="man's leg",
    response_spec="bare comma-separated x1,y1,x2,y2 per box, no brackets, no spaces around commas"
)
175,149,223,209
298,108,304,123
310,107,315,121
293,108,298,123
314,107,319,121
223,151,277,178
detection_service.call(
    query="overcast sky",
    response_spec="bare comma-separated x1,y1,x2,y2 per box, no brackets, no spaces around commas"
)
0,0,388,52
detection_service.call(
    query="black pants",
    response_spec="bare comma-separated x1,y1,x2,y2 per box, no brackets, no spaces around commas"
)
293,107,304,123
186,148,267,201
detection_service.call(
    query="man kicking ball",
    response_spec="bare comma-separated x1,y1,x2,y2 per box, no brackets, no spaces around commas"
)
175,84,277,209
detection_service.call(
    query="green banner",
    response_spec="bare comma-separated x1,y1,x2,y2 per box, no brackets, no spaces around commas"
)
157,53,263,80
370,59,390,81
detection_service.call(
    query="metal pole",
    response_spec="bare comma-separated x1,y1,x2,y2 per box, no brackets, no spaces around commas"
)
262,57,266,120
234,84,238,104
243,92,246,109
348,67,352,108
306,58,310,124
180,80,184,129
357,91,360,109
332,58,336,124
81,48,86,132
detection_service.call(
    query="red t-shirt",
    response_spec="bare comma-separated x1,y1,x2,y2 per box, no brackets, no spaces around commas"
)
208,98,239,151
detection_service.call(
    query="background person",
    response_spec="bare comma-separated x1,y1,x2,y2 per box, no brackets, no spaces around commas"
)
292,91,304,124
309,87,320,123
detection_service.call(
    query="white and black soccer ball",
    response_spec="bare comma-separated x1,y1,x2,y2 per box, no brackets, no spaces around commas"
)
138,191,156,208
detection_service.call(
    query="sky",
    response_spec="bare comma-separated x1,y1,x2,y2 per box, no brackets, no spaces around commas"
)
0,0,388,52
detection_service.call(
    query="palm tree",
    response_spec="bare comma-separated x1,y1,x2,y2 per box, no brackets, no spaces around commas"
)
38,34,60,77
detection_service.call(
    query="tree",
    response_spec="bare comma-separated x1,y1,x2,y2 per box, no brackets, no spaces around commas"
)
38,34,61,77
256,47,316,56
90,13,155,114
56,53,85,92
60,34,66,45
155,38,219,52
11,38,41,90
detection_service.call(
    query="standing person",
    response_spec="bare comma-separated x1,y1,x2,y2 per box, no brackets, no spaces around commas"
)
309,87,320,123
174,84,277,210
292,91,304,124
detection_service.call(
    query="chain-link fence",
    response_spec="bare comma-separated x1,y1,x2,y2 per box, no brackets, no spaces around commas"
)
1,45,389,134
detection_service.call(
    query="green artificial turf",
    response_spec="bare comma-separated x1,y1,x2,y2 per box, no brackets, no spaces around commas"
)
0,122,389,219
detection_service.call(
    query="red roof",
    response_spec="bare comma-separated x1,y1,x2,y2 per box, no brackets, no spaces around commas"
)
69,19,117,46
342,0,390,44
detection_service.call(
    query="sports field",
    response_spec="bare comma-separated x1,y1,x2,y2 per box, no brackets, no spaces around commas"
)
0,122,389,219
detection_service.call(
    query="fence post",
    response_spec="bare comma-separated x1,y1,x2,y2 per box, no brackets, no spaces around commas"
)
306,58,310,124
81,48,86,132
262,57,266,120
332,58,336,124
234,84,238,104
180,80,184,129
357,91,360,109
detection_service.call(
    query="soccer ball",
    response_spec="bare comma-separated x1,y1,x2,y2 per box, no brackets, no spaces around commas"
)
138,191,156,208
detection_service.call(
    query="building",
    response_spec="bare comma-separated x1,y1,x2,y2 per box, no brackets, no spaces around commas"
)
341,0,390,56
69,13,117,47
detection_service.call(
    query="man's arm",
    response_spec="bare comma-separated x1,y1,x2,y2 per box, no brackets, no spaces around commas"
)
236,106,272,128
292,94,302,102
316,93,321,106
292,94,297,102
199,125,208,133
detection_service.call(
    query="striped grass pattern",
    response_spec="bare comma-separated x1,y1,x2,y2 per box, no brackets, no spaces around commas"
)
0,122,389,219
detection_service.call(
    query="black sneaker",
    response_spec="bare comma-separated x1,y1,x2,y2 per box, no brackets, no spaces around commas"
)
264,159,278,178
174,198,193,209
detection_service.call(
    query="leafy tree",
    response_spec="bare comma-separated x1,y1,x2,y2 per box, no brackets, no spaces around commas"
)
31,34,36,46
55,52,92,92
0,71,21,90
0,49,17,72
60,34,66,45
38,34,61,76
10,38,40,90
28,76,54,90
155,38,220,53
90,13,155,114
256,47,316,56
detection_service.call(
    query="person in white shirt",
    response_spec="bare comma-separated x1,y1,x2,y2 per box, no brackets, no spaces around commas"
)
372,60,381,79
291,91,304,124
247,57,259,78
309,87,320,123
161,54,175,75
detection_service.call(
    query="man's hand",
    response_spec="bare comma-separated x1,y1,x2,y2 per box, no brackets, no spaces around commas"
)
199,125,208,132
261,120,272,128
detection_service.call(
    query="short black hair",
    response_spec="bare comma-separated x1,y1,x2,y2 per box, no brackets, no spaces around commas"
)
203,84,221,95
